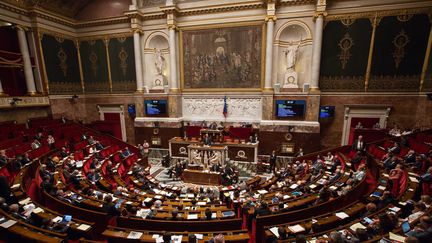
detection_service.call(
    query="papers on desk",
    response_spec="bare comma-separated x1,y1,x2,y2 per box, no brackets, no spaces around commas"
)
212,213,217,219
18,197,31,205
136,209,150,218
335,212,349,219
52,216,63,223
0,219,17,229
389,232,405,242
408,172,418,176
75,161,83,168
258,190,268,194
11,184,20,190
154,195,163,200
383,173,389,177
194,234,203,240
144,197,152,203
77,224,91,231
127,231,143,239
32,207,44,214
290,184,298,189
389,206,401,212
409,177,419,183
399,201,407,206
187,193,195,198
329,186,337,191
288,224,305,233
350,222,366,231
187,214,198,220
309,184,317,189
171,235,183,243
378,185,386,190
197,201,206,206
269,227,279,237
317,179,326,185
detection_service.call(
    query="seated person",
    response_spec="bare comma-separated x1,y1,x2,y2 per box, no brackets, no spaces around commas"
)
387,142,401,154
59,147,70,158
120,147,131,159
87,169,100,183
0,150,9,167
383,153,398,171
407,215,432,242
203,134,212,146
31,139,41,150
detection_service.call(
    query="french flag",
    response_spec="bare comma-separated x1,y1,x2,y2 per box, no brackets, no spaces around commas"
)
223,96,228,118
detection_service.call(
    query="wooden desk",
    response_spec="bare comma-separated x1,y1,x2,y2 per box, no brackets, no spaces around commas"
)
182,169,221,185
169,138,258,163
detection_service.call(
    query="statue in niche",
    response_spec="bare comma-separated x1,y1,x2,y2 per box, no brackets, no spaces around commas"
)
154,48,165,75
151,48,165,91
282,42,301,88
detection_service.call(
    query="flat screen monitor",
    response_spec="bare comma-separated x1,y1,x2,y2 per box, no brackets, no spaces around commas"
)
275,100,306,118
145,100,167,116
127,104,136,116
319,106,335,118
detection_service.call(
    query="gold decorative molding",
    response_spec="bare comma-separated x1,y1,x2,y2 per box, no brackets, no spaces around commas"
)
365,13,379,92
0,96,50,108
314,11,328,20
392,30,410,69
325,8,432,22
104,38,113,93
265,15,277,23
420,25,432,91
75,40,85,93
167,24,178,30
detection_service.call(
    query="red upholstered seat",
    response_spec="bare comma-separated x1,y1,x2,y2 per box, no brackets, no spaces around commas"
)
398,170,408,197
27,179,40,202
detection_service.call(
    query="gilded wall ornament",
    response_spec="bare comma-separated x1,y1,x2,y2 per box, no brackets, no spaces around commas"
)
117,37,127,43
118,47,128,76
338,33,354,69
89,51,98,77
393,30,409,69
57,47,68,76
397,14,413,22
340,18,355,27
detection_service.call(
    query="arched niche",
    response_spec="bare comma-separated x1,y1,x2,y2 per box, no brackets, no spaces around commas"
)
144,32,170,91
273,21,313,91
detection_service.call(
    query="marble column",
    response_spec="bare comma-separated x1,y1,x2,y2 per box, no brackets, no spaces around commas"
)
310,13,324,92
169,26,178,91
17,27,37,95
264,18,275,91
133,30,144,92
0,79,4,95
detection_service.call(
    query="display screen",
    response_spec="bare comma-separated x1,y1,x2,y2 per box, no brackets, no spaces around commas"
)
275,100,305,118
319,106,335,118
128,104,136,115
145,100,167,116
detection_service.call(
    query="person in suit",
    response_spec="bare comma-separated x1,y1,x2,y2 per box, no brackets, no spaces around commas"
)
203,133,212,146
351,135,366,152
0,150,8,167
269,150,277,172
387,142,401,154
294,148,304,158
408,216,432,243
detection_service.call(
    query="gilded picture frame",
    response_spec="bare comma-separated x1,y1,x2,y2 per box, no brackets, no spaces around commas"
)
179,22,265,92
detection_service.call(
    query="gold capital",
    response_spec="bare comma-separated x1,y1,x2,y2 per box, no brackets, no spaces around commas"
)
313,11,327,21
265,15,277,23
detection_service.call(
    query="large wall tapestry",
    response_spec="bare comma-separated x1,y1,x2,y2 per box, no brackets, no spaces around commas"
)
41,34,81,94
180,23,263,90
79,39,110,93
109,36,136,93
319,18,372,91
370,14,431,91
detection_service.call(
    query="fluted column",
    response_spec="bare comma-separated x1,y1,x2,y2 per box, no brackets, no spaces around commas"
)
264,17,275,91
0,79,4,96
168,25,178,91
310,13,325,92
17,26,37,95
133,30,144,92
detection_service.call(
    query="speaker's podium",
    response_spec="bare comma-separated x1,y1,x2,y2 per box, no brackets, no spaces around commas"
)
181,144,227,185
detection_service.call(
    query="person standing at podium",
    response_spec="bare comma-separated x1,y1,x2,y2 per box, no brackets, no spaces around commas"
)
203,133,212,146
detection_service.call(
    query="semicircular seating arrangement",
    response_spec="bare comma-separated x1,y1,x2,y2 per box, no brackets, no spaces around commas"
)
0,118,431,243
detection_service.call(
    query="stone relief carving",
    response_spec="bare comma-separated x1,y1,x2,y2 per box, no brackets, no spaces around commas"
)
182,97,261,120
